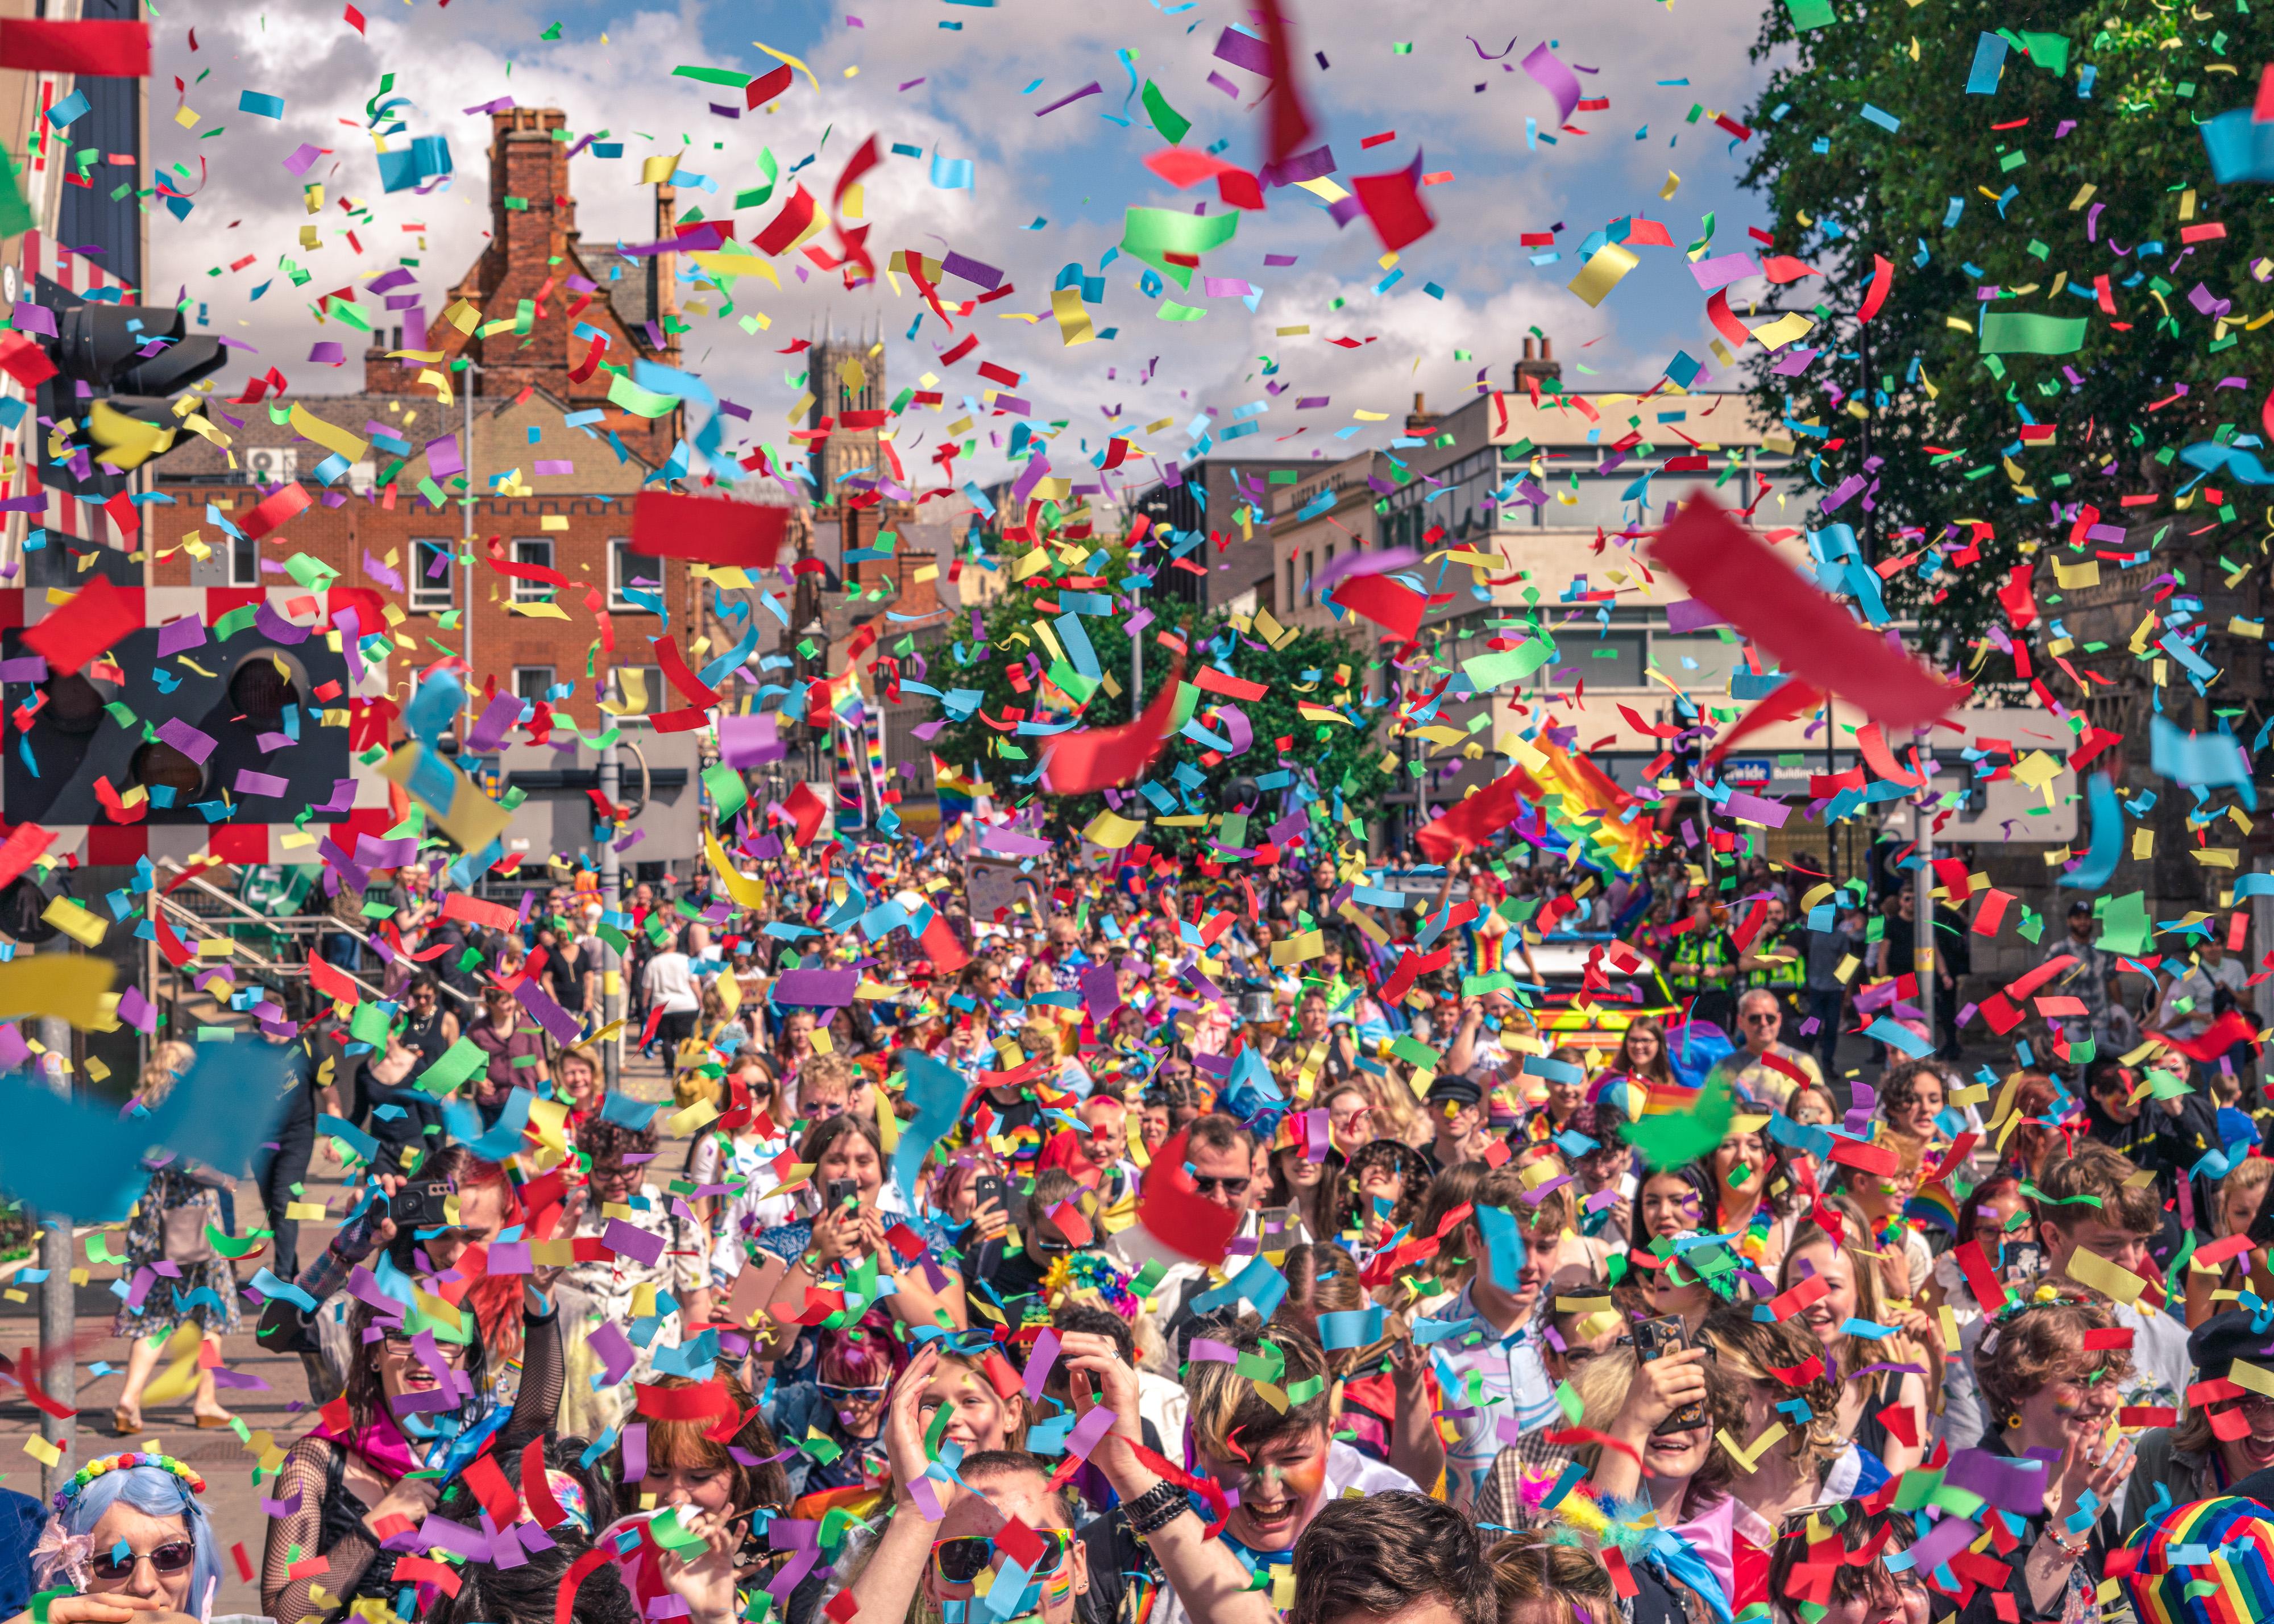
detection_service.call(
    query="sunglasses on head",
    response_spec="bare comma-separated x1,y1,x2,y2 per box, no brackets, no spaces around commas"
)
90,1542,194,1581
931,1528,1075,1585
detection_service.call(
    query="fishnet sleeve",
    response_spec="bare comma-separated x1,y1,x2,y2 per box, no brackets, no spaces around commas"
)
262,1435,374,1624
504,1301,565,1451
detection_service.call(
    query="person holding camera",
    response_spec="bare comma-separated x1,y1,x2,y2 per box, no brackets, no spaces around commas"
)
258,1191,569,1624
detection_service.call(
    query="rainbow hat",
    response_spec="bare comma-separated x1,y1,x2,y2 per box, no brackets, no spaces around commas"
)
2125,1496,2274,1624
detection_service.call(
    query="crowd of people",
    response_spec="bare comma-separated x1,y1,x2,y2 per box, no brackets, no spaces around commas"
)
32,827,2274,1624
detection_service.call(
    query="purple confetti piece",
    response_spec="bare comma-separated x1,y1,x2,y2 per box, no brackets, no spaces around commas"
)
1522,42,1582,125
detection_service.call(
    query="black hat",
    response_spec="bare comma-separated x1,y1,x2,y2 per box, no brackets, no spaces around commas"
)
2189,1309,2274,1384
1425,1074,1483,1108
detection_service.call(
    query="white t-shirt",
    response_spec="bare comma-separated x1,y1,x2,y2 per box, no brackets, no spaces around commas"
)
690,1131,788,1286
644,951,700,1015
2165,957,2248,1040
1425,1282,1561,1508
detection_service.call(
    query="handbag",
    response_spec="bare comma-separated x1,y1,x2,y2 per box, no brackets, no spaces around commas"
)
162,1201,218,1265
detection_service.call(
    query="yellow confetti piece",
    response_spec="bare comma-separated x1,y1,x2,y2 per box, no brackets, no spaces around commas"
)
1717,1421,1788,1472
1051,285,1095,347
1567,242,1640,309
753,39,823,88
22,1436,59,1467
2064,1245,2148,1306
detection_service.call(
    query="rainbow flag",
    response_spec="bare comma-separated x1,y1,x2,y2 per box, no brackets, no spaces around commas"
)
1905,1180,1962,1235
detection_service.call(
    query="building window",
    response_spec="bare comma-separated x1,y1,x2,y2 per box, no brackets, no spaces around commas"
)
230,531,260,587
1286,556,1297,613
513,666,556,705
410,538,454,612
511,539,555,603
609,538,657,611
1539,629,1646,690
607,664,662,722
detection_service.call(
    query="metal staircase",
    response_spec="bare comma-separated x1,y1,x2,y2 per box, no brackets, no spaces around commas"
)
148,860,470,1037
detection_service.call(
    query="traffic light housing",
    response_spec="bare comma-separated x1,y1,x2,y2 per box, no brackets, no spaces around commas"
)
1,617,353,829
28,288,225,501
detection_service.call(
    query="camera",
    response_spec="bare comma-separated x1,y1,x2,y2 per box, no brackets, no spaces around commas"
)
392,1179,458,1233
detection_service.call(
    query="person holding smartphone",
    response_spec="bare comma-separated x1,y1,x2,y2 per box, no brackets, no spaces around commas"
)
958,1168,1094,1307
750,1115,968,1385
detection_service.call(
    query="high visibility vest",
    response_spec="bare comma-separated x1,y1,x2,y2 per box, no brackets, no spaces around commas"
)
1669,929,1731,995
1749,927,1807,991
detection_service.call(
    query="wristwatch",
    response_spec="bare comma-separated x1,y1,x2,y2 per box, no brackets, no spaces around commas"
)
1124,1480,1188,1538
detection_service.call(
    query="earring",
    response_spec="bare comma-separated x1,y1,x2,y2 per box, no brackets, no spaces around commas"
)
2005,1414,2023,1429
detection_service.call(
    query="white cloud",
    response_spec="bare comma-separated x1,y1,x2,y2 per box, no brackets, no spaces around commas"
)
151,0,1780,493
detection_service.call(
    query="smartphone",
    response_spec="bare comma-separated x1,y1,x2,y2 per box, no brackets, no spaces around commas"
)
1634,1315,1707,1434
973,1174,1008,1215
825,1178,858,1211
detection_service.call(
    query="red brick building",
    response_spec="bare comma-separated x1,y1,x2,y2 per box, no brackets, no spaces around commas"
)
141,105,703,745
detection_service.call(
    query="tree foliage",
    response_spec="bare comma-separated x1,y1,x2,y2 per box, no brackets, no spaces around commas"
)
922,589,1398,852
1735,0,2269,654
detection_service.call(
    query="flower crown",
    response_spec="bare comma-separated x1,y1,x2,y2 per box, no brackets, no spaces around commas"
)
53,1452,206,1513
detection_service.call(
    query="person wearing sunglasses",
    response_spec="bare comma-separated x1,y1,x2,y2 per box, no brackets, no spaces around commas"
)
260,1214,570,1624
960,1168,1096,1305
1704,989,1825,1113
840,1339,1273,1624
26,1453,221,1624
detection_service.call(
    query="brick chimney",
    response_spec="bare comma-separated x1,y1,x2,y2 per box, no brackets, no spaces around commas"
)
646,181,679,359
1515,335,1562,389
1405,390,1439,434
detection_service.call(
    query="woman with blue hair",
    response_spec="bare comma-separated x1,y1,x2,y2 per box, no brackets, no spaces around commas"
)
19,1451,224,1624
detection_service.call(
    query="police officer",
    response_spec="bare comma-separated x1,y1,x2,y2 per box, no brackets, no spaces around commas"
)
1668,893,1739,1032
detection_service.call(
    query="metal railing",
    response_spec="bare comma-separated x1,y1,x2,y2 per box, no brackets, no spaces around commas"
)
147,861,474,1033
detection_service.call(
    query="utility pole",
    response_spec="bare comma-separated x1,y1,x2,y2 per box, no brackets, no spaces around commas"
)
599,738,622,1094
35,936,76,1494
1911,770,1936,1041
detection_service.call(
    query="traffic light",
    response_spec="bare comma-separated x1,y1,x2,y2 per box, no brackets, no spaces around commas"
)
2,616,353,830
28,292,225,500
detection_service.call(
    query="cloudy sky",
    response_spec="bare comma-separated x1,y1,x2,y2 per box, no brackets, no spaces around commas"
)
152,0,1789,484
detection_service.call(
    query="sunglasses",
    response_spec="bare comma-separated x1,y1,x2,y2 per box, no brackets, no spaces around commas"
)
1192,1176,1250,1197
818,1382,890,1401
381,1332,467,1363
91,1542,194,1581
931,1528,1075,1585
1742,1012,1779,1025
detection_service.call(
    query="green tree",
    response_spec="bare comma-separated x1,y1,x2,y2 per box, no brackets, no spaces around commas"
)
1735,0,2267,658
922,592,1396,852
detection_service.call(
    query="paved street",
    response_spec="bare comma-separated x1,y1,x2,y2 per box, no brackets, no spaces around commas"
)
0,1049,675,1615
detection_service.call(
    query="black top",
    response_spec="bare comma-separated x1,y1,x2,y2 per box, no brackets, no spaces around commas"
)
959,1236,1052,1307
